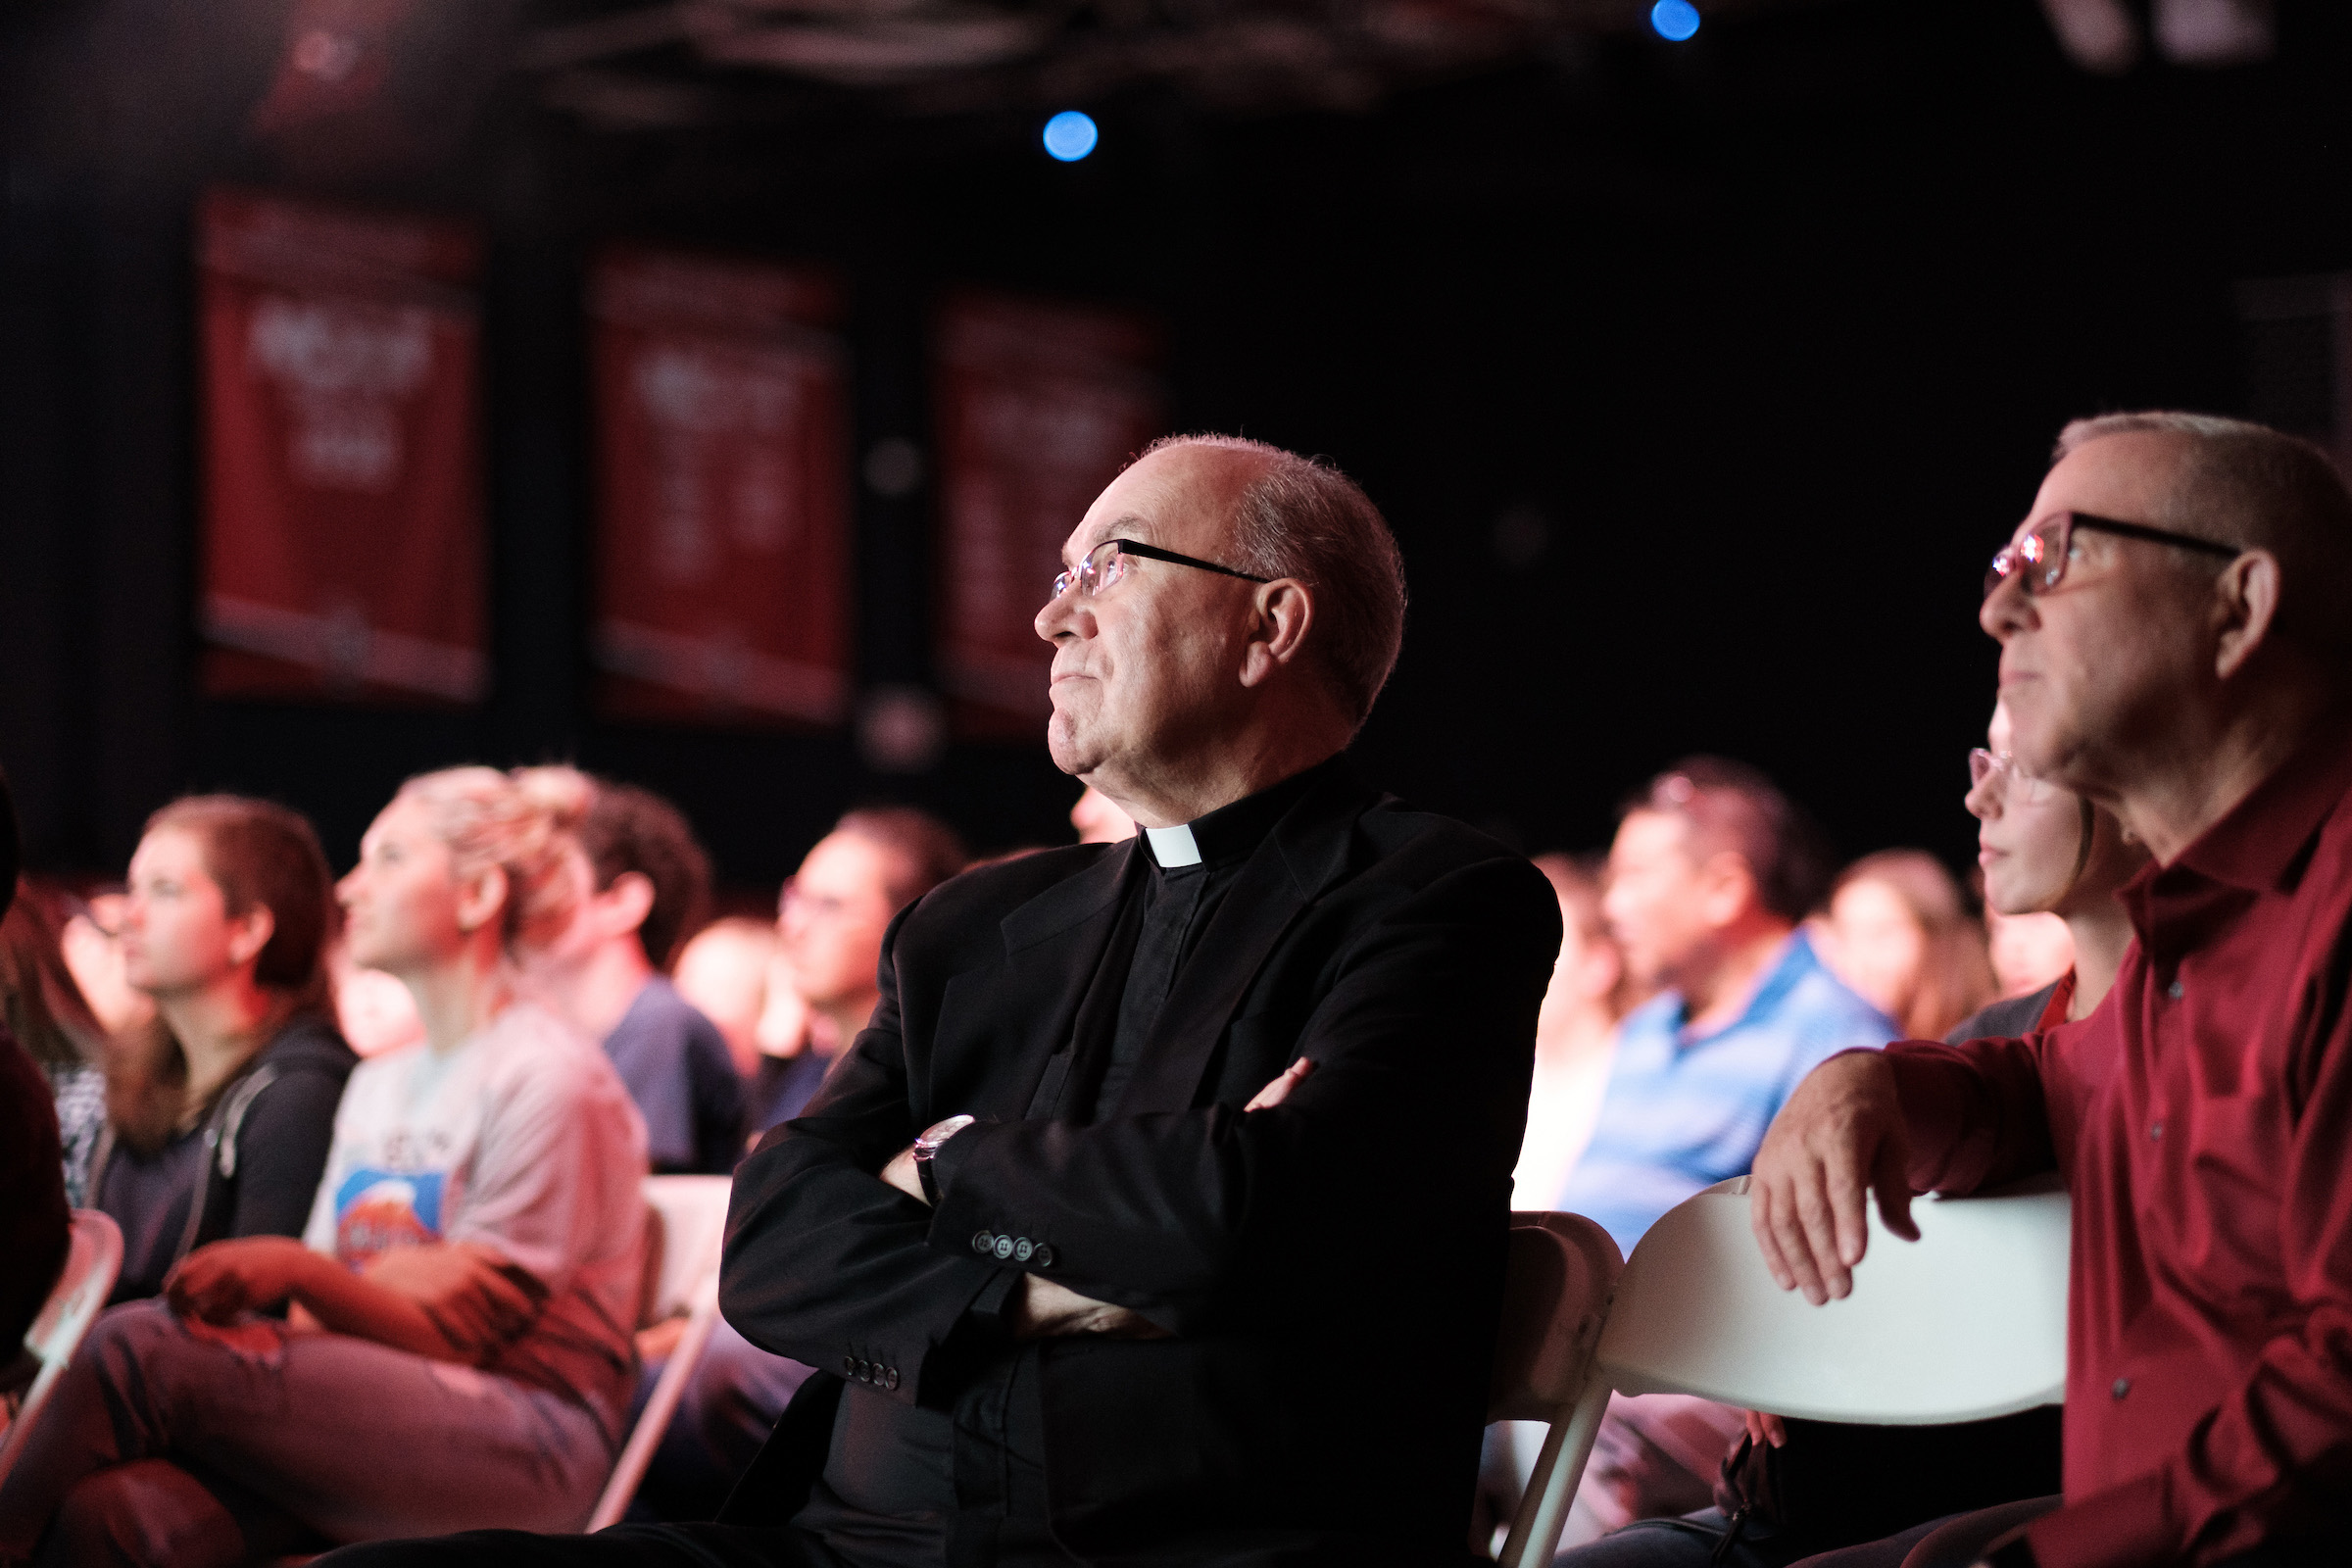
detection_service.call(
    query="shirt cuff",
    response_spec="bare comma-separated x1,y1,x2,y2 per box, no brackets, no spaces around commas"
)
2021,1474,2175,1568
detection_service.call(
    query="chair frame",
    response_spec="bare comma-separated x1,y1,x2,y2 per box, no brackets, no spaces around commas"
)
0,1209,125,1491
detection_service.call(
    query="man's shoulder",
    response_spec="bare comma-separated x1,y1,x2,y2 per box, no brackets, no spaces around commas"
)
611,976,727,1057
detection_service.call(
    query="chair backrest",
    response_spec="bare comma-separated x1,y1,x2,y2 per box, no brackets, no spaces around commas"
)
1490,1212,1621,1423
1595,1174,2070,1424
640,1174,733,1328
0,1209,125,1488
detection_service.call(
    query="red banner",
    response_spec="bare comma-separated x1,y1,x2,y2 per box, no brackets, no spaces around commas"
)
197,189,487,705
934,292,1164,738
589,247,851,727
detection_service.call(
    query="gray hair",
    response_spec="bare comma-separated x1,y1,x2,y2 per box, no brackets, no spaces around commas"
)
2054,412,2352,667
1142,434,1407,729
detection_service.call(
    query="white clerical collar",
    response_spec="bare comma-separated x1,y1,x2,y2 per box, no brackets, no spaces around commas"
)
1144,823,1202,869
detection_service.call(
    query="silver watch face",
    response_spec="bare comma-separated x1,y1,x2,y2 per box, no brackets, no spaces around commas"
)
917,1112,976,1152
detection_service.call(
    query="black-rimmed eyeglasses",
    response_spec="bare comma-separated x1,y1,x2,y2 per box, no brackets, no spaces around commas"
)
1049,538,1271,605
1984,511,2240,600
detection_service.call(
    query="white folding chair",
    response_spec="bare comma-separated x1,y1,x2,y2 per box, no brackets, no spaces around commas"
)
1532,1174,2071,1564
586,1174,735,1532
1491,1212,1622,1568
0,1209,125,1489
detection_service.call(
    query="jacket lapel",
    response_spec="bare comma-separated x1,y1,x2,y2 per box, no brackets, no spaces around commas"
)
962,840,1144,1123
1112,771,1378,1114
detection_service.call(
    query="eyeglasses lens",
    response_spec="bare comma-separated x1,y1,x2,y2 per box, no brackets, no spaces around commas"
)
1969,749,1998,790
1984,518,2072,600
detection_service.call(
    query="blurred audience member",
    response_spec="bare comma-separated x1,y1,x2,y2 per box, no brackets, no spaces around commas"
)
5,881,111,1205
1753,412,2352,1567
758,808,968,1133
329,942,426,1059
673,915,782,1079
516,767,744,1176
1822,850,1996,1040
0,766,649,1563
1511,853,1640,1208
0,778,71,1361
1552,759,1893,1544
1949,701,2148,1038
93,797,356,1306
1069,783,1137,844
628,808,967,1524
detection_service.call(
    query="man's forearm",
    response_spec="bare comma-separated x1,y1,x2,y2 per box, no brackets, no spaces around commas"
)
1880,1039,2056,1195
287,1255,474,1361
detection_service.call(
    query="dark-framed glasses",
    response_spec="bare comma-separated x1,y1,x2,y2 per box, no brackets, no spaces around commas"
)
1969,748,2053,807
1049,538,1271,605
1984,511,2240,600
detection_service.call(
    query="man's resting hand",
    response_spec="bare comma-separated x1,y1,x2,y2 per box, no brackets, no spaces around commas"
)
1749,1051,1918,1305
1010,1275,1171,1341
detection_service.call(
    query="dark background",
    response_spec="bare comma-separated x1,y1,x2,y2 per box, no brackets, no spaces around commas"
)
4,0,2348,894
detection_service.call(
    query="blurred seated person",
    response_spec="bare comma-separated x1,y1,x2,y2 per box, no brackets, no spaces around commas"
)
628,807,966,1523
741,808,967,1139
1550,760,1895,1545
1750,413,2352,1568
673,916,789,1082
0,765,649,1565
1947,701,2147,1039
6,881,114,1207
1512,853,1641,1209
1068,783,1136,844
92,797,356,1306
1579,709,2153,1568
518,768,744,1176
1984,905,2074,1002
1821,849,1996,1041
0,775,71,1362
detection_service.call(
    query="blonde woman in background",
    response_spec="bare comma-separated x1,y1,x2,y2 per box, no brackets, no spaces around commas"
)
0,767,648,1567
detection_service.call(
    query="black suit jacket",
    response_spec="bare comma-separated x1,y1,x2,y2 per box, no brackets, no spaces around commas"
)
718,766,1560,1566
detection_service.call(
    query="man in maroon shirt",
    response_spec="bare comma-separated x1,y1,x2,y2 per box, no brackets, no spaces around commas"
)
1749,411,2352,1568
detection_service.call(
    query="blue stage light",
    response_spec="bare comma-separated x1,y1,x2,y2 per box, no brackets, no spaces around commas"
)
1043,111,1099,163
1650,0,1700,41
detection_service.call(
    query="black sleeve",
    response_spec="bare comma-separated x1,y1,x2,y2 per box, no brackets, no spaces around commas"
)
720,854,1558,1396
227,1066,346,1240
721,904,1009,1402
923,856,1559,1330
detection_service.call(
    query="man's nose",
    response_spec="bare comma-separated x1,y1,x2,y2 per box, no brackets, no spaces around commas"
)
1035,587,1075,644
1980,573,2031,641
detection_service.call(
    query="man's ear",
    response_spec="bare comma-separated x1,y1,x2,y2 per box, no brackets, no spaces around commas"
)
2212,549,2281,681
1696,850,1760,932
601,870,657,938
1237,578,1315,690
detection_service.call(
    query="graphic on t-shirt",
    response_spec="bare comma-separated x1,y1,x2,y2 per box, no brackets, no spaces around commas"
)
333,1167,447,1265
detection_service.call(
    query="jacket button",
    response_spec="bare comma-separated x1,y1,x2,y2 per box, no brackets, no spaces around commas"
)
1014,1239,1034,1262
841,1355,856,1377
994,1236,1015,1259
857,1359,872,1383
885,1367,900,1391
972,1231,995,1254
2112,1378,2131,1399
1033,1244,1054,1268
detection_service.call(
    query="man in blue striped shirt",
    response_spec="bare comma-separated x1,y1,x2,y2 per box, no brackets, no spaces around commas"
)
1556,758,1896,1257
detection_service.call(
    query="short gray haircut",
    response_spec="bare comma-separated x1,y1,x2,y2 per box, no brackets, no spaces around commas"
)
2055,411,2352,669
1142,433,1408,728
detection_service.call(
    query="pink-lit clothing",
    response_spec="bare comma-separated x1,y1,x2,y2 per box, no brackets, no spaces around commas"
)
1882,721,2352,1568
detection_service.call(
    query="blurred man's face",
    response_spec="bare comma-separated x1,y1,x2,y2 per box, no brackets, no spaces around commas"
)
778,832,899,1009
1601,810,1716,991
1982,432,2222,796
1034,444,1277,797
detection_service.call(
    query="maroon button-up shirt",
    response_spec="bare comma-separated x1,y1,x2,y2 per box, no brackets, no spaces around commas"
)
1882,721,2352,1568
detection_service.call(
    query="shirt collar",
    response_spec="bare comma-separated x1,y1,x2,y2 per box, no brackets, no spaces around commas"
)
2154,716,2352,897
1138,755,1346,873
1673,929,1816,1047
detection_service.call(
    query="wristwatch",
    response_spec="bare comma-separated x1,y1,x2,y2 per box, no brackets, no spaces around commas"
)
911,1113,976,1204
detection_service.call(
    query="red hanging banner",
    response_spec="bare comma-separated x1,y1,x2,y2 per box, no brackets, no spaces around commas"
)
198,189,487,705
589,246,851,727
934,291,1164,739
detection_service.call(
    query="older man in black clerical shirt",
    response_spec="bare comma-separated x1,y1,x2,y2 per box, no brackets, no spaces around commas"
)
322,436,1562,1568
